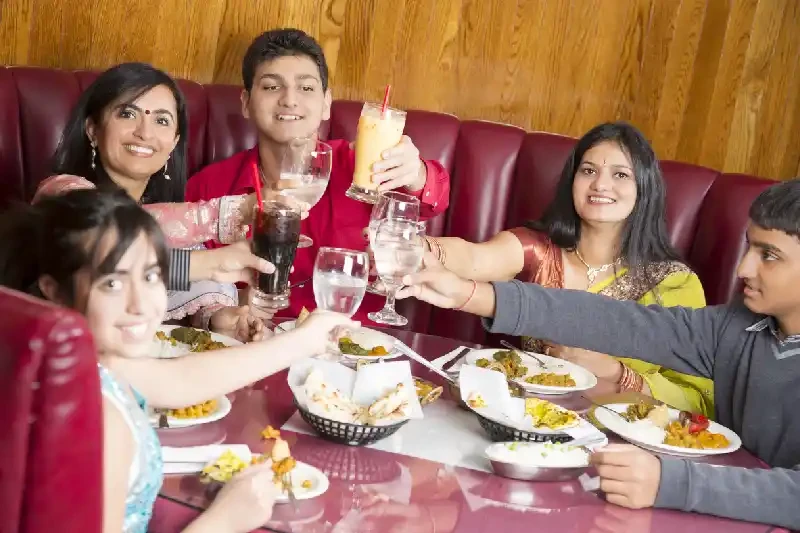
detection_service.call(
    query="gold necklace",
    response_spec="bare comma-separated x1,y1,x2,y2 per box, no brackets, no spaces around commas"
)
574,249,619,285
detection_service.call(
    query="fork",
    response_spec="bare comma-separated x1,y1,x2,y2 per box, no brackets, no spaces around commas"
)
581,395,628,422
283,473,299,509
500,340,547,369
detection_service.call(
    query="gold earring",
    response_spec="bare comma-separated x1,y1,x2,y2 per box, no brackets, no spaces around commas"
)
90,143,97,170
163,155,170,180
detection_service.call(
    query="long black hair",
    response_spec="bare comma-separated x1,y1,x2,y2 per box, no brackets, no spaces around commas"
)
528,122,682,284
0,189,169,309
52,62,188,204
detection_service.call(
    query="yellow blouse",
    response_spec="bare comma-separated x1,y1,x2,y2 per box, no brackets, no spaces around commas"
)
590,268,714,416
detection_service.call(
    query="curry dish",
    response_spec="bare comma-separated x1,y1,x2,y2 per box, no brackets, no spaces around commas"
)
164,399,218,419
156,327,226,352
621,401,730,450
339,337,389,356
476,350,527,379
524,398,579,430
524,373,576,387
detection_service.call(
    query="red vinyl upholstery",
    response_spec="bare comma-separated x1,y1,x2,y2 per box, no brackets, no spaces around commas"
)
0,66,776,344
0,287,102,533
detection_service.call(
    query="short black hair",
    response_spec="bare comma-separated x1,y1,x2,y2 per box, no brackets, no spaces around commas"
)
242,28,329,92
749,179,800,239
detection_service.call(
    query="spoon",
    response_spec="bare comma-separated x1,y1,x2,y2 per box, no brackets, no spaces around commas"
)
566,434,607,450
499,340,547,369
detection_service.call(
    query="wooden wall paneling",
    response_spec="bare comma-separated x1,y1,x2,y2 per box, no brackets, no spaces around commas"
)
0,0,32,65
0,0,798,180
390,0,461,117
26,0,65,68
523,1,573,133
696,0,759,172
675,0,732,168
317,0,348,78
213,0,298,85
741,0,800,180
724,0,788,175
350,0,405,104
636,0,707,160
151,0,227,82
451,0,537,127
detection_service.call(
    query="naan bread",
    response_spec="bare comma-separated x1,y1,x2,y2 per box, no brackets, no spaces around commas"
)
368,383,408,419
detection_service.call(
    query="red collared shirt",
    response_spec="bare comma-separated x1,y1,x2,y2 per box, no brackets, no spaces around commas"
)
185,139,450,325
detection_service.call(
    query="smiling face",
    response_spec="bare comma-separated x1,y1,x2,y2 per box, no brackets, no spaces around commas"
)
572,140,638,228
74,231,167,359
737,223,800,320
241,55,331,144
87,84,180,184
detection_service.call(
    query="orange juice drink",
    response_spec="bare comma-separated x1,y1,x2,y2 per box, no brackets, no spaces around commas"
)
346,102,407,203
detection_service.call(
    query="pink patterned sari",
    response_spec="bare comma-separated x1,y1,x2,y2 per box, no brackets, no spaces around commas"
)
34,174,251,325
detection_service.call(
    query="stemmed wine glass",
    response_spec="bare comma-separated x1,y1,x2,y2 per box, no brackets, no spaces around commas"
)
366,191,420,295
313,247,370,317
275,137,332,248
368,219,425,326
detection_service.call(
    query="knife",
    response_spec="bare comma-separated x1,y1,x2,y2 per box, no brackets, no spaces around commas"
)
394,340,456,384
442,347,471,374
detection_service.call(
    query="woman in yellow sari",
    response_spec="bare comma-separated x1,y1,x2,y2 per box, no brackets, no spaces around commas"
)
427,122,712,416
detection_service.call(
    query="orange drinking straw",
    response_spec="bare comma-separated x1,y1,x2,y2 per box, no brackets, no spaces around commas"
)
380,85,391,116
252,161,263,213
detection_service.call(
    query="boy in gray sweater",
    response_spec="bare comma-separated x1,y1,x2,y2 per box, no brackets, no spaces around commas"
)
398,180,800,528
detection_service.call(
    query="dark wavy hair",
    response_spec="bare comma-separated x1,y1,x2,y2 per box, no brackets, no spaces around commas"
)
242,28,329,92
0,189,169,309
750,179,800,239
52,62,188,204
528,122,682,288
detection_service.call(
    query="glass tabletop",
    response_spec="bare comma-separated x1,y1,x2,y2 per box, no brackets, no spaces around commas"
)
153,329,780,533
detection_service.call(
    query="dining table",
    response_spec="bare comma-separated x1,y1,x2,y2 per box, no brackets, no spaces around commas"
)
149,327,790,533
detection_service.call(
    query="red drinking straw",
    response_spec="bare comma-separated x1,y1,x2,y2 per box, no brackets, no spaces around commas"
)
252,161,263,213
381,84,391,116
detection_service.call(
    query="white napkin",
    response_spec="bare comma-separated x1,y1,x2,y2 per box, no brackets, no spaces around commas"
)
161,445,252,474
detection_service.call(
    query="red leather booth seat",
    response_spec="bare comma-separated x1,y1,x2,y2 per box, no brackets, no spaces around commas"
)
0,287,102,533
0,66,776,344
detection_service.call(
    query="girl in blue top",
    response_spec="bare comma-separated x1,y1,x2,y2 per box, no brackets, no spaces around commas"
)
0,189,356,532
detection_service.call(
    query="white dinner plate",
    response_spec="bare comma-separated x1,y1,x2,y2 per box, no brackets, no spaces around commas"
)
465,349,597,395
592,403,742,457
275,461,330,503
275,320,402,361
149,396,232,429
153,325,241,358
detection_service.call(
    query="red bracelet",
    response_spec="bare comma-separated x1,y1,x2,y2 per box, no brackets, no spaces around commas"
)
454,280,478,311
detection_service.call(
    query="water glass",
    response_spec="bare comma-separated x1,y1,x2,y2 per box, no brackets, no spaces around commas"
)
368,219,425,326
366,191,420,296
313,247,370,317
276,138,332,248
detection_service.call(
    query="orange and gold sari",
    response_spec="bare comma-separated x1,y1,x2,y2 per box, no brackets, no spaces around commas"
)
507,227,714,416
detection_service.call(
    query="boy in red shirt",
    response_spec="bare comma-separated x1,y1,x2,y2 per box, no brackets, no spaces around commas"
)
186,29,450,325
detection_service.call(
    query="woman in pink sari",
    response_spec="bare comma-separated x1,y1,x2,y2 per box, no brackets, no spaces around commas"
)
34,63,261,339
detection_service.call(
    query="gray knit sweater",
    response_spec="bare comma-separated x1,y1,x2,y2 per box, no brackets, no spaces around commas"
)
485,280,800,529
